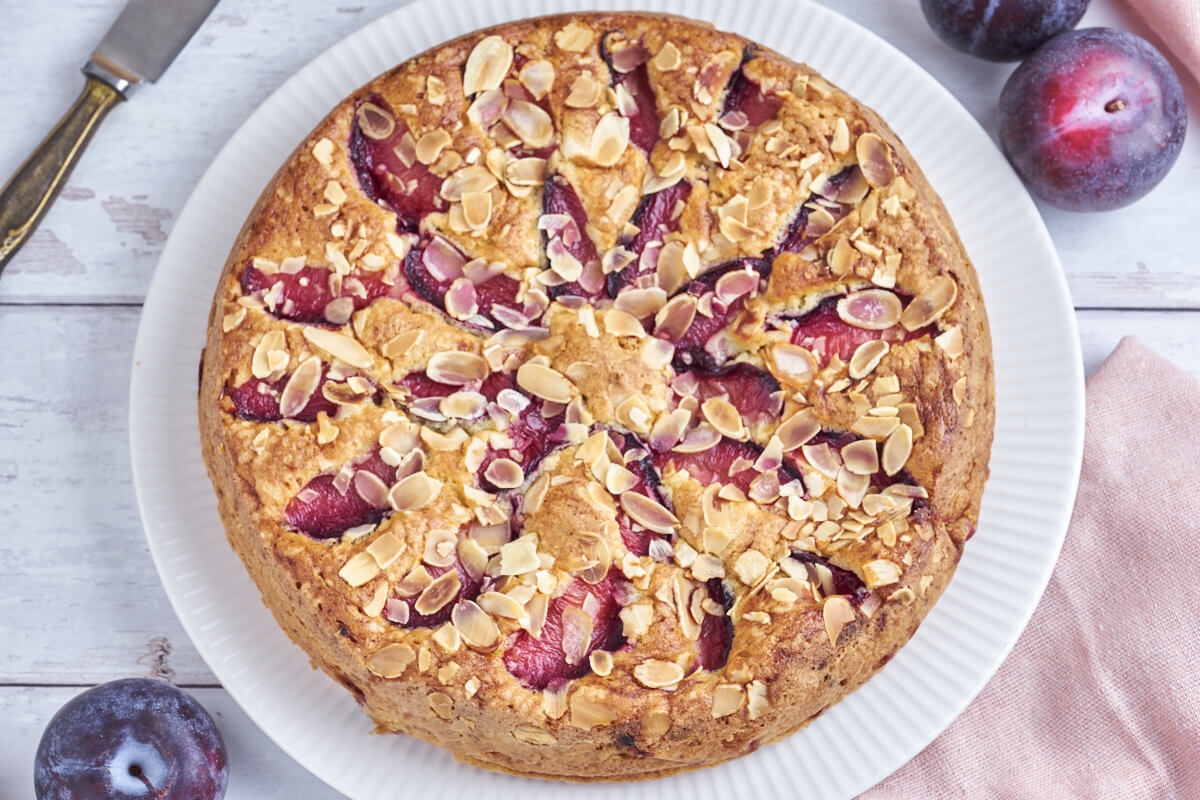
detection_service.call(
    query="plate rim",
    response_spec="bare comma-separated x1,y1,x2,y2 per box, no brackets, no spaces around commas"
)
129,1,1085,797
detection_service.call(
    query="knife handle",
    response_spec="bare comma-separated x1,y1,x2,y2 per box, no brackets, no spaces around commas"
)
0,76,123,276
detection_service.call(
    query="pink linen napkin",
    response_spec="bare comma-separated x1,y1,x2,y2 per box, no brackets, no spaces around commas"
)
1124,0,1200,83
861,337,1200,799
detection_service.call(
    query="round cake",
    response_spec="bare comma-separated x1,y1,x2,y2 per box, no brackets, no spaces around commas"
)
199,11,993,781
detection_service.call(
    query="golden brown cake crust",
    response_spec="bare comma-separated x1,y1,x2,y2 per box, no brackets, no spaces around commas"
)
199,11,994,781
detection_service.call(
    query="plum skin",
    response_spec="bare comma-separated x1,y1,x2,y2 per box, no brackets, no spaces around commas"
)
34,678,229,800
920,0,1091,62
998,28,1187,212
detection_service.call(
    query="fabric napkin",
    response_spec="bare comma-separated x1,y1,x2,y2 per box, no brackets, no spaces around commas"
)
1123,0,1200,84
860,337,1200,799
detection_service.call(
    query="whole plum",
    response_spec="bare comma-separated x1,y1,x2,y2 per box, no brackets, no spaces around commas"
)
921,0,1091,61
34,678,228,800
998,28,1187,212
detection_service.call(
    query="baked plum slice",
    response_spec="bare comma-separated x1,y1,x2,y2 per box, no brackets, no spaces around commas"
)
653,437,800,496
721,52,782,130
771,167,863,255
607,432,671,557
284,448,397,539
384,559,484,628
697,578,734,671
787,292,933,365
600,32,659,152
241,264,400,326
349,98,443,231
478,399,567,492
687,363,782,428
228,366,344,423
403,236,526,329
606,181,692,295
503,571,627,690
672,258,770,372
789,550,870,604
542,175,605,299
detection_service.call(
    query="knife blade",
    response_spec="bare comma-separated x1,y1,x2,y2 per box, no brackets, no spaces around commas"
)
87,0,222,92
0,0,219,274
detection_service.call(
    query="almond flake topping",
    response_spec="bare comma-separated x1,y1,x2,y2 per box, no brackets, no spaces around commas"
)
863,559,902,589
503,100,554,148
452,599,500,649
857,132,897,188
462,35,513,96
312,137,335,165
516,362,573,403
338,552,380,587
841,439,879,476
777,409,820,451
518,59,555,100
838,289,902,330
701,397,745,440
279,355,322,417
426,350,489,384
565,74,603,108
356,103,395,140
881,423,914,476
823,595,856,645
768,343,817,388
561,606,594,665
366,643,415,678
849,339,890,379
389,472,442,511
589,112,631,167
303,327,372,369
634,660,684,689
484,458,525,489
251,330,288,379
653,41,682,71
620,492,679,534
901,275,958,330
554,21,594,52
711,683,745,718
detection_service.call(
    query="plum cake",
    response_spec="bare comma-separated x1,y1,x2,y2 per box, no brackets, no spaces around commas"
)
199,11,994,781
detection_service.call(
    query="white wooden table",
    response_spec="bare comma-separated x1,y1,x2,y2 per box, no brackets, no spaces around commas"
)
2,0,1196,796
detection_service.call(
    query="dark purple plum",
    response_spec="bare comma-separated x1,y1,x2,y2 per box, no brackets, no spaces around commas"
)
920,0,1090,62
34,678,228,800
998,28,1187,212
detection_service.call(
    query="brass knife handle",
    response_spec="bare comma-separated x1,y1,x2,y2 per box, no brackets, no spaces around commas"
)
0,76,123,275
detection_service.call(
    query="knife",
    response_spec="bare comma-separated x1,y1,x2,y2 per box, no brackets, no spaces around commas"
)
0,0,220,275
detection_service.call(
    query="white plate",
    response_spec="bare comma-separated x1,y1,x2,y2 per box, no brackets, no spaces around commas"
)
130,0,1085,797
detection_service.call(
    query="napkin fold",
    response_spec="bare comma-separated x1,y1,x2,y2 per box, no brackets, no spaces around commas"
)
1124,0,1200,84
861,337,1200,799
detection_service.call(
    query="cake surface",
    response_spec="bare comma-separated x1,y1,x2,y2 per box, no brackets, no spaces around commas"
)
199,11,994,781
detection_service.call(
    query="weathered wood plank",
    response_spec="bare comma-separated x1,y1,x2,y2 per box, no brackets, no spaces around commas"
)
0,0,1196,307
0,686,343,799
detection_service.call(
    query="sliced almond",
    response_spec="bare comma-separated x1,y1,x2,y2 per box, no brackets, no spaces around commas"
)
415,570,462,616
452,599,500,649
338,552,380,587
389,472,442,511
366,643,415,678
354,469,391,508
863,559,901,589
768,343,818,388
711,683,745,717
518,59,555,100
503,100,554,148
900,275,958,331
841,439,879,476
823,595,856,646
701,397,745,439
356,102,395,140
561,606,594,665
484,458,525,489
653,41,682,71
837,289,902,331
462,35,513,96
516,362,573,403
279,355,322,418
633,659,684,689
848,339,890,379
856,132,897,188
589,112,630,167
303,328,372,369
566,74,602,108
251,330,287,379
881,423,914,476
777,409,820,452
426,350,489,384
620,492,679,534
653,294,697,342
614,287,668,320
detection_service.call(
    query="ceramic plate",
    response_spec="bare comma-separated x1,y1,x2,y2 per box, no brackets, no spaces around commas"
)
130,1,1085,796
